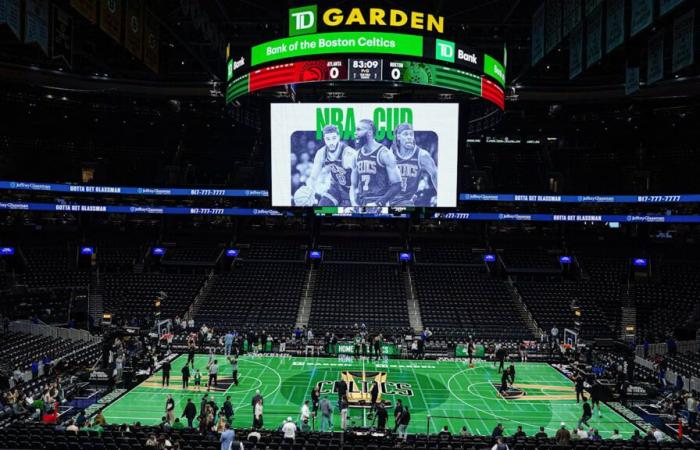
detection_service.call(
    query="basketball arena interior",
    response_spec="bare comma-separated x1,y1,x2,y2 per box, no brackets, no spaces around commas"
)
1,1,700,449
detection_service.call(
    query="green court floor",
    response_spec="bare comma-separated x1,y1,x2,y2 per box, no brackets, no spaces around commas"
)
101,355,640,438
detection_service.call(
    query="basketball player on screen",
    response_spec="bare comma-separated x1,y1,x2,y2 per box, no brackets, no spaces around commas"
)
306,124,356,207
389,123,438,207
350,119,402,207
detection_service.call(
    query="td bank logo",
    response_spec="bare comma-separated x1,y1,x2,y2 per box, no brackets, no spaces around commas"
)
435,39,455,63
289,5,317,36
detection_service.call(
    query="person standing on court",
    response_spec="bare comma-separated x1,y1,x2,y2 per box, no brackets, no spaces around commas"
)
370,381,380,413
253,398,263,429
224,331,234,357
182,398,197,428
207,360,219,391
311,385,320,416
223,396,234,424
228,356,239,386
162,360,171,387
575,374,586,403
339,395,349,430
376,403,388,431
187,343,196,368
337,378,348,406
578,398,592,428
398,406,411,440
320,396,333,432
181,364,190,389
393,399,404,432
165,394,175,424
251,390,263,424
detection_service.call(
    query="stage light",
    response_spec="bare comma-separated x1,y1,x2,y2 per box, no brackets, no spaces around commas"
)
80,247,94,255
483,254,496,262
309,250,322,260
0,247,15,255
633,258,647,267
226,249,239,257
152,247,166,256
399,252,412,262
559,256,572,264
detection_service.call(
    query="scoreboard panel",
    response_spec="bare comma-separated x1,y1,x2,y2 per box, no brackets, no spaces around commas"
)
226,57,504,109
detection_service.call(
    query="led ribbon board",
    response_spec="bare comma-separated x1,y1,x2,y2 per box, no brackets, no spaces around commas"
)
227,58,504,109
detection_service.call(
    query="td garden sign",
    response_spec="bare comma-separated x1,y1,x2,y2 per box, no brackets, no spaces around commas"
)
289,5,445,36
249,4,450,67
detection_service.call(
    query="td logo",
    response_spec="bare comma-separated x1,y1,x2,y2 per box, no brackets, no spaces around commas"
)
289,5,317,36
435,39,455,63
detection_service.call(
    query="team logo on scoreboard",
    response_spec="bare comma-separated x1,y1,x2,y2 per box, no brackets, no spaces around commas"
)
316,371,413,408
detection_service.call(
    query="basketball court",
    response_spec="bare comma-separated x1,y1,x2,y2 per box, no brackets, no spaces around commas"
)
101,354,641,437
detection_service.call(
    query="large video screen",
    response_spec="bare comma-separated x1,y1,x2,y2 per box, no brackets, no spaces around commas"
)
271,103,458,207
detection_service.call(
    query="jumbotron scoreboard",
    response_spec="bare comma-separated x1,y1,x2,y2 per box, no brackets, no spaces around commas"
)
225,5,506,109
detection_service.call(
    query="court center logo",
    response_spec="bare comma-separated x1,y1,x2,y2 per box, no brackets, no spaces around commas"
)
316,371,413,408
289,5,317,36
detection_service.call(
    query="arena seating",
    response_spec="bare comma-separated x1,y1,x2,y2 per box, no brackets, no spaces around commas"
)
239,238,307,261
309,263,411,337
633,261,700,340
661,352,700,379
194,261,306,336
0,422,687,450
0,331,99,372
515,280,614,339
161,246,222,267
102,273,205,322
413,265,533,340
320,237,402,263
412,239,485,265
2,288,82,324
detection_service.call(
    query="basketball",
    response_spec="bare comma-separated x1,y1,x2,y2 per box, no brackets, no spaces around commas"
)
293,185,316,206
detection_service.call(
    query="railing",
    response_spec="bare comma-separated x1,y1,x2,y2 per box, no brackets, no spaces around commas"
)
636,340,700,357
9,319,100,343
635,355,700,393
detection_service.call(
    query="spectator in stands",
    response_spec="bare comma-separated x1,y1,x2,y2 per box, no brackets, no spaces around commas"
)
686,391,698,428
589,429,602,441
282,416,297,443
652,426,664,442
76,410,87,427
460,426,470,437
66,420,79,434
171,418,184,430
30,360,39,379
159,416,171,431
550,325,559,345
534,426,547,438
182,398,197,428
609,429,622,439
145,434,158,447
667,336,677,356
491,437,508,450
491,423,504,438
93,410,106,426
574,426,588,439
438,425,451,439
216,413,227,432
513,425,526,438
675,374,684,392
555,423,570,446
320,396,332,432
